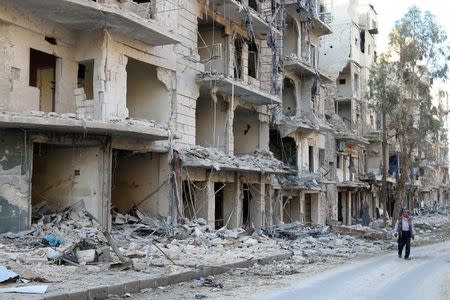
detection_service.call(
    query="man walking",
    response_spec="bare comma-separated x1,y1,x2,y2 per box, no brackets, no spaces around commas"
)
394,208,416,260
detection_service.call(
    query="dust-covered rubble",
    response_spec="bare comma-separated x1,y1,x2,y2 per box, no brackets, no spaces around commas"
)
0,202,449,296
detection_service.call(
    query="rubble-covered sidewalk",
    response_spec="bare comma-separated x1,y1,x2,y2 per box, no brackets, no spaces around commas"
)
0,203,449,299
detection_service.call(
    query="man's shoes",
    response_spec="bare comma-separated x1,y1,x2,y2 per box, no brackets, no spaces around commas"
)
398,254,402,258
404,257,411,260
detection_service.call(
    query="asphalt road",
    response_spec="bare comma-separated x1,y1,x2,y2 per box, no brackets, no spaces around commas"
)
267,241,450,300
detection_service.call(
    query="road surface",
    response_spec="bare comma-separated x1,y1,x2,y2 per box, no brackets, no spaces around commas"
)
267,241,450,300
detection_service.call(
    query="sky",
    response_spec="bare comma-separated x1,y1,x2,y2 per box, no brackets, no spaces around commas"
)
366,0,450,126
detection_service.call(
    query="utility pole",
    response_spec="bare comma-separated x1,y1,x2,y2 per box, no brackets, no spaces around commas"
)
381,97,388,227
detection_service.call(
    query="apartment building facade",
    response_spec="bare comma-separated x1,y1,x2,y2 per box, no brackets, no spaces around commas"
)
0,0,447,233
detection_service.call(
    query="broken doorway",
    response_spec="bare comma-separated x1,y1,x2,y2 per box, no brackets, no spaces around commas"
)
77,60,94,100
338,192,344,223
283,78,296,116
283,195,301,223
29,49,57,112
182,180,196,220
242,183,252,226
304,193,312,223
214,182,225,229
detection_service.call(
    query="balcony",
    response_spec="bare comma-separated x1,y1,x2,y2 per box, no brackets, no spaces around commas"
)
197,73,281,105
0,111,171,140
3,0,180,46
284,55,317,77
204,0,280,39
283,0,332,36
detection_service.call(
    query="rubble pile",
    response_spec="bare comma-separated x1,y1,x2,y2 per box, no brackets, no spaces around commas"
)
179,145,292,173
0,203,448,296
1,201,110,268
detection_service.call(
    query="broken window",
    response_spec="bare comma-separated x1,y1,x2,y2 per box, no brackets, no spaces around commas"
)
354,73,359,95
284,15,299,57
282,78,296,116
29,48,57,112
270,129,297,168
126,58,171,123
309,146,314,172
360,30,365,53
77,60,94,100
198,23,226,74
319,148,325,167
248,41,259,79
234,37,244,79
310,44,316,67
248,0,258,11
339,79,346,85
214,182,225,229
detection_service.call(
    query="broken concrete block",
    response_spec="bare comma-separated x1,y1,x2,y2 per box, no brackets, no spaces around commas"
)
96,246,112,263
76,249,96,264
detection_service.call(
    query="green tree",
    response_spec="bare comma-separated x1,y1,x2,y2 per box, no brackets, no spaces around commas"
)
367,6,449,224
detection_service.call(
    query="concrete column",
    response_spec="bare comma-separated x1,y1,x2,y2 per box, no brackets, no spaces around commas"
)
265,185,273,226
347,190,352,225
194,180,215,229
157,153,171,218
300,191,305,223
249,179,265,227
226,96,234,155
273,189,282,225
311,193,320,225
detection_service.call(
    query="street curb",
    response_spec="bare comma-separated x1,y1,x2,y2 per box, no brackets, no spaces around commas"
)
42,252,293,300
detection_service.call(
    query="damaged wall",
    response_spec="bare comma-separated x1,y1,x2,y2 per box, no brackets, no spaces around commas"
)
233,107,261,154
112,151,170,218
0,129,29,233
196,91,229,152
32,144,106,222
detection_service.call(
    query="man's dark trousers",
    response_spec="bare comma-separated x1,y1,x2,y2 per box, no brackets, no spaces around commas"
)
398,230,411,258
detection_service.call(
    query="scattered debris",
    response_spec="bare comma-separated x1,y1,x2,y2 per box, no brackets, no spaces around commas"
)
0,285,48,295
0,267,19,283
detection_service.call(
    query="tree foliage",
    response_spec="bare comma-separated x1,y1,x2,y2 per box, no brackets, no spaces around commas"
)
367,6,450,223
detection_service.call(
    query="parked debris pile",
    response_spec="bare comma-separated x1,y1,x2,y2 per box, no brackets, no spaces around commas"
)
179,145,293,173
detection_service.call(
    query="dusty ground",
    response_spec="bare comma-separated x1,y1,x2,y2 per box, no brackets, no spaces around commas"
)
124,216,450,300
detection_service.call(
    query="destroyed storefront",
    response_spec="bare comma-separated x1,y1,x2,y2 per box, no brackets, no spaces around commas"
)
178,146,291,229
0,118,171,233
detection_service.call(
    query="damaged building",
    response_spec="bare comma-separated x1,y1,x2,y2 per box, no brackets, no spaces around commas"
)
319,0,381,223
0,0,180,232
270,0,334,225
0,0,448,235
